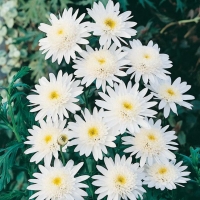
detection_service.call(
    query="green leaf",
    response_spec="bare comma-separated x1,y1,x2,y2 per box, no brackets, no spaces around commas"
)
0,143,24,191
0,190,26,200
10,92,26,102
13,83,30,89
176,0,185,12
138,0,156,9
191,100,200,111
118,0,129,11
10,67,30,85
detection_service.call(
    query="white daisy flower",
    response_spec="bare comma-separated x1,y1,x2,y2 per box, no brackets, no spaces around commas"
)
27,70,83,122
24,119,72,165
122,118,178,167
73,44,129,92
28,159,89,199
96,81,157,134
143,161,190,190
92,154,146,200
125,39,172,84
39,8,90,64
148,77,195,118
68,107,119,161
87,0,137,47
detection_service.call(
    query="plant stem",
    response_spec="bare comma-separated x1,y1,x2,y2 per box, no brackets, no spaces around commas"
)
160,17,200,34
60,146,66,165
84,158,95,199
7,90,22,142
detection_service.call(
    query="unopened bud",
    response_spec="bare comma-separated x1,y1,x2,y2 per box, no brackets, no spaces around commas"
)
57,134,68,146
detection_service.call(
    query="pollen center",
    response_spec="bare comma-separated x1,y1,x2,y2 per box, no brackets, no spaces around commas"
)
158,167,167,174
115,175,126,185
148,133,156,141
167,89,175,96
57,28,64,35
104,18,116,29
97,58,106,65
52,177,62,186
49,91,60,100
88,127,99,138
144,54,150,59
44,135,52,144
123,101,133,110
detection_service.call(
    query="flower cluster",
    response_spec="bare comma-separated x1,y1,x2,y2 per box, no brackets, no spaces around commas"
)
25,0,194,199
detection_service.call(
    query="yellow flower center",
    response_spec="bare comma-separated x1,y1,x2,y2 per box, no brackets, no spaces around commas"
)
44,135,52,144
104,18,116,29
88,127,99,138
144,54,150,59
123,101,133,110
148,133,156,141
49,91,60,100
158,167,167,174
52,177,62,186
167,88,175,96
115,175,126,185
97,58,106,65
57,28,64,35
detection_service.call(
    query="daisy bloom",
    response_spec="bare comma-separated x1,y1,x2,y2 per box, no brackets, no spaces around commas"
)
148,77,195,118
27,70,83,122
28,159,89,199
24,119,72,165
96,81,157,134
125,39,172,84
92,154,146,200
122,118,178,167
39,8,90,64
68,107,120,161
143,161,190,190
73,44,129,92
87,0,137,47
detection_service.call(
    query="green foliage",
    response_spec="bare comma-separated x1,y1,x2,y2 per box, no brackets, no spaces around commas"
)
190,147,200,186
0,190,26,200
138,0,156,9
0,143,24,191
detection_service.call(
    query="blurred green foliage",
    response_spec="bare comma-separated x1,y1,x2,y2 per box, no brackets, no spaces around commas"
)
0,0,200,199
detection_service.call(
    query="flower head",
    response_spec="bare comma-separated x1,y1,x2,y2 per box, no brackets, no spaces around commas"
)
27,70,83,122
143,161,190,190
68,107,119,160
73,44,129,92
92,154,145,200
96,81,157,133
87,0,137,47
39,8,90,64
148,77,195,118
28,159,89,199
24,119,72,165
125,39,172,83
122,118,178,167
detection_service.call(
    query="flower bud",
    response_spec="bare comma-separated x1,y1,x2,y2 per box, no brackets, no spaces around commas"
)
57,134,68,146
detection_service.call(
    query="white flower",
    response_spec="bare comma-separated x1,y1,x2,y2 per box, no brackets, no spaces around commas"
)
39,8,90,64
73,44,129,92
28,159,89,200
24,119,72,165
148,77,195,118
87,0,137,47
27,70,83,122
96,81,157,134
143,161,190,190
125,39,172,83
92,154,146,200
122,118,178,167
68,107,119,161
